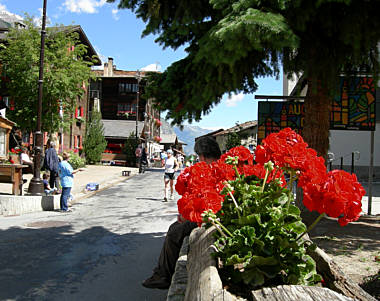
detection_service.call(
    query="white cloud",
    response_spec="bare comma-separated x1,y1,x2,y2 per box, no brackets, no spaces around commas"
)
225,93,244,107
141,63,162,72
32,8,51,26
0,4,24,22
203,126,225,131
111,8,119,20
63,0,107,14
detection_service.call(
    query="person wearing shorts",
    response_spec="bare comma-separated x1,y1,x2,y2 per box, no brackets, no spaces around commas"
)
163,149,178,202
142,136,221,289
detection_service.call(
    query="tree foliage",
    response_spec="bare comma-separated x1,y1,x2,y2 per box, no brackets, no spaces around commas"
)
83,110,107,164
122,132,139,166
108,0,380,157
0,16,96,133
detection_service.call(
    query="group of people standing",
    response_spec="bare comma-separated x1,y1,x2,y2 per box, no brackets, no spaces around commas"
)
18,141,78,212
42,141,79,212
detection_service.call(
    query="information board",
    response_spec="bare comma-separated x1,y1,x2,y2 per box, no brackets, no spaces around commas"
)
257,102,304,143
330,77,376,130
257,77,376,142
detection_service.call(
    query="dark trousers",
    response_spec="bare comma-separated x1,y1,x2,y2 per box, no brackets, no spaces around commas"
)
60,187,72,211
154,221,197,280
49,171,60,190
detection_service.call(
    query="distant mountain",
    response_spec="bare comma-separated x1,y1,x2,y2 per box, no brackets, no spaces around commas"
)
174,125,213,155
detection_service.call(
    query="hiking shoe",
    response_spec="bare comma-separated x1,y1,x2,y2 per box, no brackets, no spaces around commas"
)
142,274,170,289
163,197,168,202
170,194,174,200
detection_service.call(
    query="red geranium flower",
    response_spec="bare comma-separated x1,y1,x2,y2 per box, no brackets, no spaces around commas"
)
177,189,223,224
221,146,253,165
303,170,365,226
254,145,269,164
243,163,286,187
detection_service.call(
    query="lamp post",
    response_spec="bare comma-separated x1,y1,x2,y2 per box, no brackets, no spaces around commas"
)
28,0,47,194
135,70,141,144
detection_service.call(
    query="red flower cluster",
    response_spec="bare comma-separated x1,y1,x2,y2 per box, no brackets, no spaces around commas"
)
154,136,162,142
176,128,365,228
176,146,284,224
9,147,21,155
256,128,365,225
303,170,365,226
176,162,225,224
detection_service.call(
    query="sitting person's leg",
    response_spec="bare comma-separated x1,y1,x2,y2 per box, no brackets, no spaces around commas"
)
143,220,197,289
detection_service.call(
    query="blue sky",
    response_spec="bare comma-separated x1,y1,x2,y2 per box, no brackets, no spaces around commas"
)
1,0,283,130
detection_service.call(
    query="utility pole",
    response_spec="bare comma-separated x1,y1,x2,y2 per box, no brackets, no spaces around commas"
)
135,70,141,144
28,0,47,194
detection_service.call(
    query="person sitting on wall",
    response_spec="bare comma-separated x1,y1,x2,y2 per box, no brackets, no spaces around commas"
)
43,173,57,195
142,136,222,289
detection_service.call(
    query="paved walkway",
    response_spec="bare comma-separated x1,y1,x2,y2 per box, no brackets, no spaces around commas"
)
0,167,177,300
0,165,139,201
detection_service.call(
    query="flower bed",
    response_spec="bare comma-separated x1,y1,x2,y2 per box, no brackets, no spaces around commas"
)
101,153,127,162
175,128,370,300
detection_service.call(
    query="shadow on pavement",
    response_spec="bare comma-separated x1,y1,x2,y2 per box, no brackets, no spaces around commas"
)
309,215,380,257
0,224,168,301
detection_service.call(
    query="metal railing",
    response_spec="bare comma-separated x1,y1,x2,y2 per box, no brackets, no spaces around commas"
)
328,151,360,173
89,90,99,99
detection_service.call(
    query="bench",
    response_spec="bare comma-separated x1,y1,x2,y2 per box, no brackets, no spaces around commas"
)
0,164,26,195
122,170,131,176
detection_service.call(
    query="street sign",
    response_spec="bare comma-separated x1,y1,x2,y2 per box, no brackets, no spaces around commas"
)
257,101,304,143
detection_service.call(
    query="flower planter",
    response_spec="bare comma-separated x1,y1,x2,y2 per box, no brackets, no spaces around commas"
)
101,153,127,161
9,154,20,164
183,226,374,301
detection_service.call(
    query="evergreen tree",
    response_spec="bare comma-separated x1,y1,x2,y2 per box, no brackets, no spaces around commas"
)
225,132,242,151
83,111,107,164
122,132,138,167
108,0,380,158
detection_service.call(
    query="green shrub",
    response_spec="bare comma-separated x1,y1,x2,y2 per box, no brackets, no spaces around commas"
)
83,110,107,164
122,132,138,167
68,151,86,170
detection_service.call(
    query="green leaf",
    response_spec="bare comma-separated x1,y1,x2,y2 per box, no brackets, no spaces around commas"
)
241,268,265,287
248,255,278,267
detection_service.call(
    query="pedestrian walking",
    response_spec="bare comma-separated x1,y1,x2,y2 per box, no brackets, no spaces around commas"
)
162,149,179,202
58,152,80,212
135,144,142,170
44,141,60,193
139,147,148,173
142,136,221,289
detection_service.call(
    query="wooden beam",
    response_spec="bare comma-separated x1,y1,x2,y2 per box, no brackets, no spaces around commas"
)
254,95,305,100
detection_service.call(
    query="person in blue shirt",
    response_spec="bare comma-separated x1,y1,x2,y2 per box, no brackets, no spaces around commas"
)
58,152,79,212
42,173,57,195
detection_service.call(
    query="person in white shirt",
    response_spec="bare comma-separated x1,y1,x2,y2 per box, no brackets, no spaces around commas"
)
20,147,33,173
162,149,179,202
